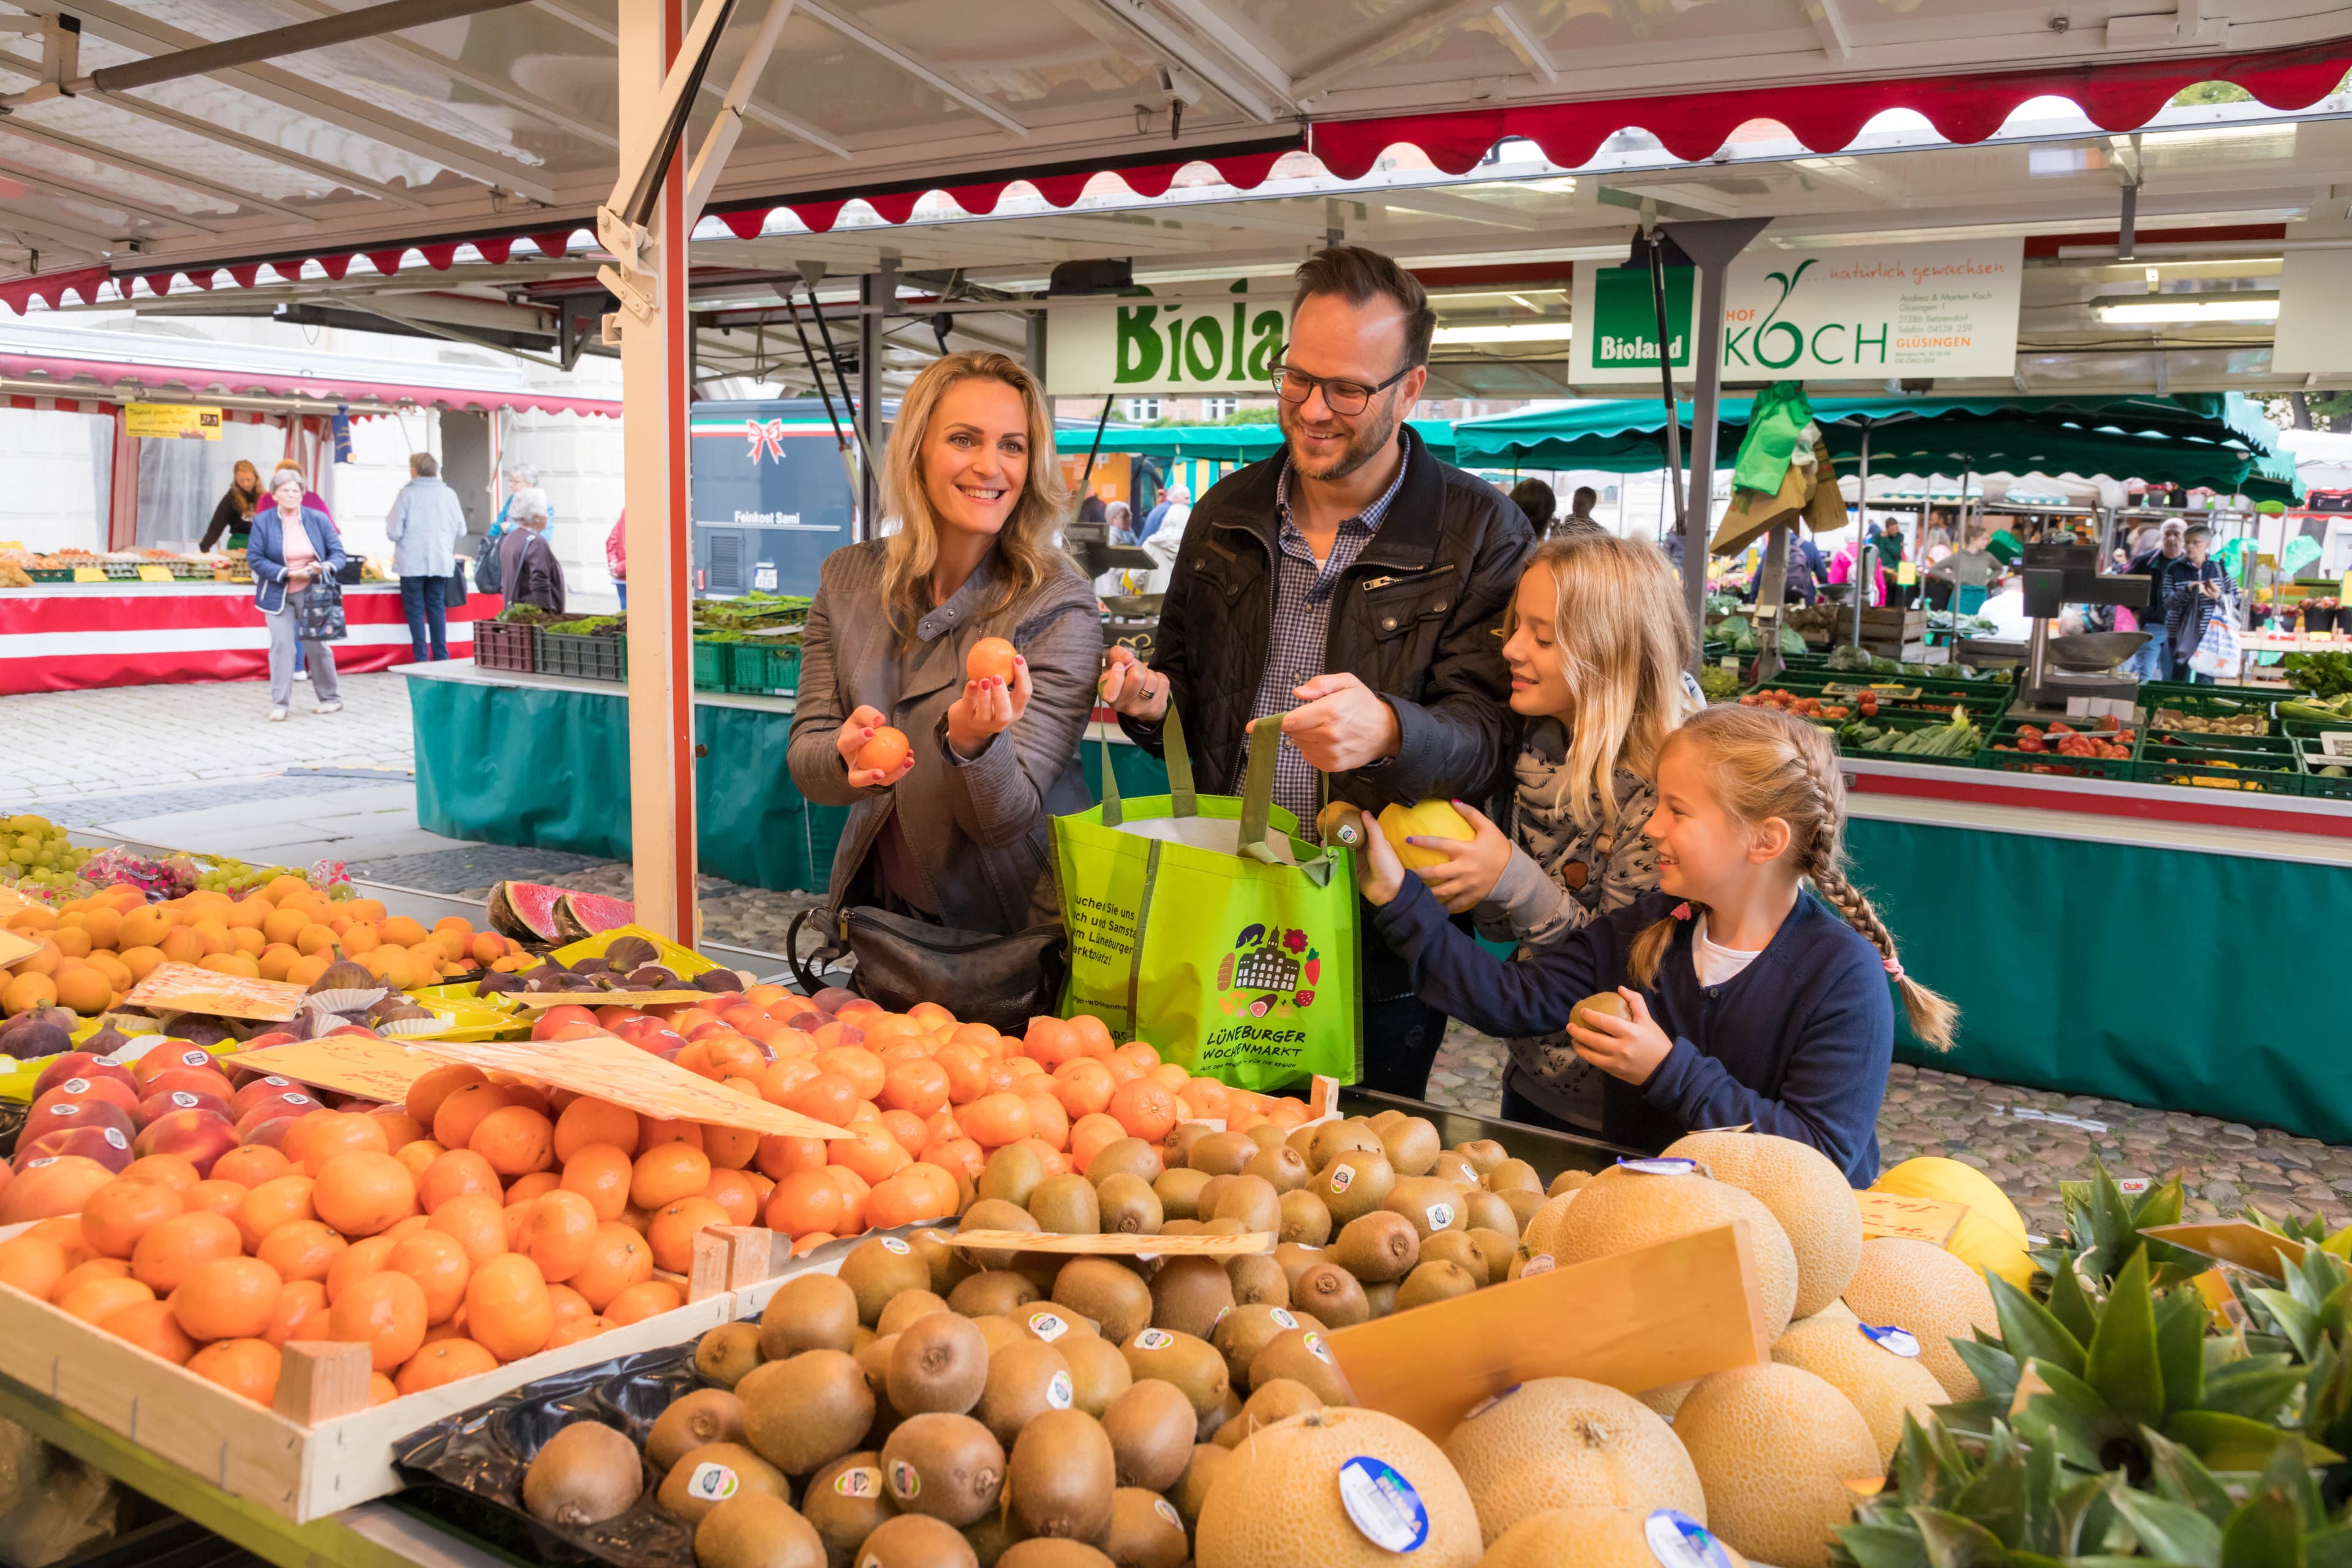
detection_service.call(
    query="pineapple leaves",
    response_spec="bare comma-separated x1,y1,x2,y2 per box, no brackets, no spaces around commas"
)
2199,1355,2305,1422
2105,1485,2223,1567
2047,1256,2100,1346
2218,1487,2305,1568
1992,1271,2087,1382
2161,1409,2341,1471
1907,1507,2010,1568
2154,1290,2207,1417
2084,1249,2163,1431
2142,1427,2236,1523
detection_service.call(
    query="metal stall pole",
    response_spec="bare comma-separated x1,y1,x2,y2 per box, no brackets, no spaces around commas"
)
858,273,883,532
1663,218,1772,679
1753,526,1792,685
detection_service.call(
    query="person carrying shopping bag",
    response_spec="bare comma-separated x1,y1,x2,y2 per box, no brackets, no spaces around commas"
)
247,468,347,722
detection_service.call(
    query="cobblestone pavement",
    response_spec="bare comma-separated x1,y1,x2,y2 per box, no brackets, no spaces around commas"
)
1425,1023,2352,1235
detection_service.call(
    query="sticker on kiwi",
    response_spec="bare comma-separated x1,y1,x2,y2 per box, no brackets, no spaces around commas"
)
1337,1456,1430,1552
1303,1331,1335,1364
887,1459,921,1501
103,1128,126,1150
1133,1328,1175,1351
1521,1254,1555,1277
1859,1323,1921,1359
1643,1508,1732,1568
1213,1305,1231,1328
1616,1157,1699,1176
1328,1165,1355,1195
1028,1310,1070,1341
832,1466,882,1499
1154,1496,1182,1529
880,1237,911,1254
685,1463,739,1502
1047,1371,1074,1410
170,1093,199,1109
1270,1308,1298,1329
1424,1202,1455,1231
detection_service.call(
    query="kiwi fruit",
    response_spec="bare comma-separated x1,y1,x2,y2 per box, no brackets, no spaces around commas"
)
1192,1174,1234,1221
1283,1122,1320,1160
889,1311,989,1415
1417,1229,1488,1282
976,1338,1072,1446
1044,1257,1147,1343
1017,1303,1097,1343
1232,1376,1321,1439
696,1322,765,1389
738,1349,875,1475
1210,1302,1303,1387
1005,1408,1115,1541
969,1315,1022,1357
1499,1188,1547,1230
1548,1168,1596,1197
995,1544,1114,1568
1333,1211,1419,1283
1145,1256,1233,1340
1307,1120,1382,1169
908,1228,978,1297
840,1237,934,1325
949,1270,1041,1318
1082,1138,1161,1185
977,1144,1050,1208
1224,1253,1286,1308
1483,1156,1542,1194
1118,1326,1228,1417
1245,1121,1287,1150
1459,1188,1519,1237
1092,1174,1161,1235
1058,1332,1131,1417
1196,1386,1242,1443
1098,1377,1194,1490
1469,1227,1518,1284
1314,1148,1395,1224
648,1387,747,1473
1272,1242,1327,1288
880,1412,1005,1526
1102,1488,1187,1568
1159,1122,1211,1167
1238,1144,1307,1194
1169,1443,1227,1531
658,1441,788,1525
878,1289,952,1338
1453,1138,1507,1173
1207,1173,1280,1234
759,1273,860,1360
853,1513,978,1568
1246,1326,1354,1406
693,1493,827,1568
1150,1167,1210,1220
962,1510,1017,1568
956,1200,1042,1270
1288,1262,1368,1329
522,1421,643,1526
1156,1218,1205,1238
802,1452,895,1566
1276,1188,1332,1246
1183,1130,1256,1176
856,1333,899,1397
1026,1174,1100,1235
1429,1152,1482,1188
1362,1280,1398,1317
1383,1175,1468,1241
1396,1259,1482,1310
1378,1116,1441,1177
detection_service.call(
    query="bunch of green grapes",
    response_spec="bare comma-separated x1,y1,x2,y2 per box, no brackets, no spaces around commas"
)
192,856,293,894
2,812,92,891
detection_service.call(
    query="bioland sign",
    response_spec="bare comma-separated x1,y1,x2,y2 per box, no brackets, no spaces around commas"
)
1046,284,1292,396
1572,238,2024,383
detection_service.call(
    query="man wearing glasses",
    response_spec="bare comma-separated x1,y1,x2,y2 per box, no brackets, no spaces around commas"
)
1099,244,1532,1097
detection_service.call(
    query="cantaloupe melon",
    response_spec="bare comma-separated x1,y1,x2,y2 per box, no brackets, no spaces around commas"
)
1550,1166,1800,1339
1871,1156,2026,1245
1637,1380,1694,1420
1194,1406,1480,1568
1673,1364,1879,1568
1840,1236,1996,1401
1769,1301,1946,1466
1664,1131,1861,1319
1480,1505,1750,1568
1519,1191,1580,1259
1441,1378,1704,1544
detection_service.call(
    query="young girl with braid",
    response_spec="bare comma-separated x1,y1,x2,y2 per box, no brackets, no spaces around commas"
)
1359,702,1955,1185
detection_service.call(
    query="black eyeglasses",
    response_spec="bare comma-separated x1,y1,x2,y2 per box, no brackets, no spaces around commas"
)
1271,361,1412,417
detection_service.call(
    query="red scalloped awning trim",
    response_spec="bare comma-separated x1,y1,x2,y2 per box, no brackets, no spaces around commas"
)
0,348,621,418
0,265,112,317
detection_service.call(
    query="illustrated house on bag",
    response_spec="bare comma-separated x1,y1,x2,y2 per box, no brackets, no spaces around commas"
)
1232,946,1301,993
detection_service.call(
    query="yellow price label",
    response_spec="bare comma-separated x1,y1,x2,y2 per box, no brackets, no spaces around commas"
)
135,564,174,583
71,567,105,582
1897,560,1918,587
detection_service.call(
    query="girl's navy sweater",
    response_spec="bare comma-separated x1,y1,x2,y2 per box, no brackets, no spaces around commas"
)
1371,878,1894,1186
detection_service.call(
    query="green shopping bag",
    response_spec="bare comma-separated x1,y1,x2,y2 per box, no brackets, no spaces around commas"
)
1053,710,1361,1092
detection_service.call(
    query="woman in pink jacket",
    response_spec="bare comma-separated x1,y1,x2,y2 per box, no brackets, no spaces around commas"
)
606,512,626,608
1828,534,1888,606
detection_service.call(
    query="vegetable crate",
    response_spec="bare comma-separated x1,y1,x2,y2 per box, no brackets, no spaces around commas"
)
471,619,538,674
2296,739,2352,799
1975,718,2138,782
2140,692,2274,736
2134,735,2301,794
537,629,626,682
691,638,729,691
726,639,802,697
1838,712,1984,766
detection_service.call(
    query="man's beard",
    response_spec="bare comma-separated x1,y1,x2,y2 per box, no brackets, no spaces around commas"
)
1278,394,1400,484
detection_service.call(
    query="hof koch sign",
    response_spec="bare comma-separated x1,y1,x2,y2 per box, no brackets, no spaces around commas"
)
1572,238,2023,383
1046,283,1292,396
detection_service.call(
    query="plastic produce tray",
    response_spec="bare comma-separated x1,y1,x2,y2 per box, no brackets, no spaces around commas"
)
2296,739,2352,799
2135,738,2299,794
690,638,727,691
726,639,801,696
1837,712,1983,766
2141,692,2274,736
538,629,627,682
473,619,538,674
1975,718,2138,782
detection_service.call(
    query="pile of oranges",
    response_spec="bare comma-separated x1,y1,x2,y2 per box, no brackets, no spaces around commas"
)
554,986,1316,1253
0,878,527,1015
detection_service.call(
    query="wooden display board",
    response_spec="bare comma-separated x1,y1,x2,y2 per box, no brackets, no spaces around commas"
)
948,1229,1273,1257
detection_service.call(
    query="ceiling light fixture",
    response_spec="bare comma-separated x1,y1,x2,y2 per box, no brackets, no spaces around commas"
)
1431,322,1575,344
2094,298,2278,323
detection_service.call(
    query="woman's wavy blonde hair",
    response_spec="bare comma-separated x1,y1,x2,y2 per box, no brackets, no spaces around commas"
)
1512,532,1696,832
879,351,1071,641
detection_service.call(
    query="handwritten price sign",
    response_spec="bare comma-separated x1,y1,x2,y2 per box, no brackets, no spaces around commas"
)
1855,1191,1967,1247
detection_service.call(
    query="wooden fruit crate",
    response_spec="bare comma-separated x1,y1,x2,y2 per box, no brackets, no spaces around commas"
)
0,1242,736,1523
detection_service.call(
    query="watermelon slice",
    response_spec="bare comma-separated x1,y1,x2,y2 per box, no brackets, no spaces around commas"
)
554,891,637,942
487,881,565,943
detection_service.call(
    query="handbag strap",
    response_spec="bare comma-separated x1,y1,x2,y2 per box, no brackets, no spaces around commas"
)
1097,684,1196,826
1237,712,1284,862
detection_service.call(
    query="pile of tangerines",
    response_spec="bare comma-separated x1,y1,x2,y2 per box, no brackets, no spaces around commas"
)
0,985,1312,1414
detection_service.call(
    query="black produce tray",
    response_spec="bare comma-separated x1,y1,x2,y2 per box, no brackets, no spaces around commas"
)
395,1340,710,1568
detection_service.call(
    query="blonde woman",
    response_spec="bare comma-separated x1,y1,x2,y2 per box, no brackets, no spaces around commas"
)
787,351,1099,936
1385,532,1697,1131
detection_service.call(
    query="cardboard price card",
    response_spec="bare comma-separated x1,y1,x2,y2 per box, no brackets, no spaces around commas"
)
950,1230,1275,1257
2143,1221,2309,1281
126,962,306,1022
0,927,41,970
1855,1190,1967,1248
412,1031,850,1140
232,1037,439,1103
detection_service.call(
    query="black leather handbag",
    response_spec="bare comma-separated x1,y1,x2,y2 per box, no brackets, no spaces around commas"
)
788,905,1066,1033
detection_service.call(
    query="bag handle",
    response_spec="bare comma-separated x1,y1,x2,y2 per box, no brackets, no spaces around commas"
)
1097,685,1196,826
1237,712,1284,864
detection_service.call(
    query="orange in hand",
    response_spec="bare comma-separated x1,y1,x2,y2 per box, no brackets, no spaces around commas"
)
854,726,910,775
966,636,1017,684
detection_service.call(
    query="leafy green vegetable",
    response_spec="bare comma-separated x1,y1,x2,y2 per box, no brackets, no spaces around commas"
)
2284,652,2352,701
